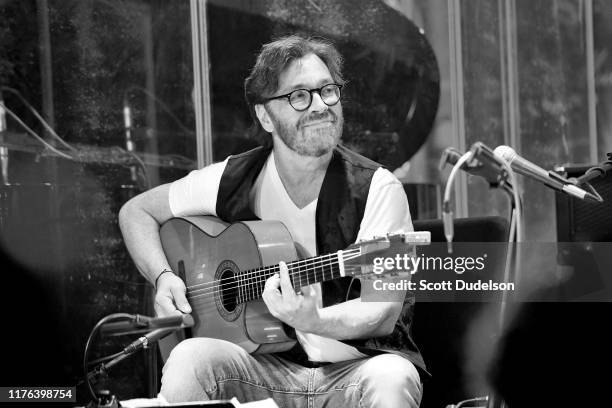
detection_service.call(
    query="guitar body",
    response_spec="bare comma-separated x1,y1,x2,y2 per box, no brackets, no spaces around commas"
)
160,216,298,354
157,215,427,359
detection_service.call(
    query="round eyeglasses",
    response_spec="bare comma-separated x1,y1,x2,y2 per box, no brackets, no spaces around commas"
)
264,83,343,112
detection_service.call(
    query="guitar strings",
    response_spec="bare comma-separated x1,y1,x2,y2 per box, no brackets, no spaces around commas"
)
187,267,364,306
182,250,364,298
185,251,361,301
184,248,361,293
182,265,367,314
183,248,363,298
187,260,338,301
187,250,359,292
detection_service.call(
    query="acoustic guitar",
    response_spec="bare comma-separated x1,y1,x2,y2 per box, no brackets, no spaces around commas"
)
159,216,430,354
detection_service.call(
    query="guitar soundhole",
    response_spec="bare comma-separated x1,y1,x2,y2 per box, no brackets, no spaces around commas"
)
214,260,243,321
219,269,238,312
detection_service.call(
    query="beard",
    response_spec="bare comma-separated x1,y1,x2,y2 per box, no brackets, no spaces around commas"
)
269,108,343,157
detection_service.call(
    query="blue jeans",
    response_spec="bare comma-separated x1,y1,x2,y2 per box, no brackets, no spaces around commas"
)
160,338,422,408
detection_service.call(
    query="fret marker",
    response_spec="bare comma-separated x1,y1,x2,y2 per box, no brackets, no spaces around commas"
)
337,250,345,277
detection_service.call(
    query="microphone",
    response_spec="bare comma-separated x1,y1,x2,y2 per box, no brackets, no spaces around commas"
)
123,327,179,354
440,144,513,190
494,145,602,202
441,142,515,252
100,314,194,336
84,314,194,407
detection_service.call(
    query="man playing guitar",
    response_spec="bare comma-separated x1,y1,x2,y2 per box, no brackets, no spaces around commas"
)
119,34,425,408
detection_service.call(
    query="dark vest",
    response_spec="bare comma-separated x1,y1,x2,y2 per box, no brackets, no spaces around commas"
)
216,145,427,376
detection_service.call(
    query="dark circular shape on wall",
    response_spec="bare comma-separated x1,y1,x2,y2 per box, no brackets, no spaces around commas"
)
396,24,440,162
337,18,440,167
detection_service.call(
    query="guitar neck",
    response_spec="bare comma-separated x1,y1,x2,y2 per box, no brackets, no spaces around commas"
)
237,251,349,304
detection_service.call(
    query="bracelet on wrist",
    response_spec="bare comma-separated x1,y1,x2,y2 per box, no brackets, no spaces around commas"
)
155,269,173,289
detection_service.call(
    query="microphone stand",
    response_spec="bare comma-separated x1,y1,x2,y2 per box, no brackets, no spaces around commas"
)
554,153,611,205
83,314,193,408
84,328,173,408
472,143,521,408
441,142,521,408
572,152,612,186
87,328,175,381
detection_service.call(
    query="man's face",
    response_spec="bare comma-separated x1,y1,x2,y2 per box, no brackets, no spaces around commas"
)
261,53,343,157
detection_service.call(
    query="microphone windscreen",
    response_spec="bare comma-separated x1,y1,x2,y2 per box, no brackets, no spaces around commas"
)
493,145,517,162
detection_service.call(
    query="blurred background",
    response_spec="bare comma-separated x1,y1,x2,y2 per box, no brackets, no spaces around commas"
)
1,0,611,406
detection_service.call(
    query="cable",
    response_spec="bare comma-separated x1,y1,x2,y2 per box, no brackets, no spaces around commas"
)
446,395,489,408
442,150,475,251
496,154,522,336
0,101,74,160
0,86,77,152
443,151,474,204
87,351,124,366
496,159,522,243
82,313,133,401
441,148,523,244
1,91,192,184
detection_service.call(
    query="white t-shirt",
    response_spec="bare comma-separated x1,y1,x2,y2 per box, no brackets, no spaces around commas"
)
169,150,413,362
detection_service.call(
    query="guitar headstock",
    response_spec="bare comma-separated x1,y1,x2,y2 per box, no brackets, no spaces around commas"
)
343,231,431,279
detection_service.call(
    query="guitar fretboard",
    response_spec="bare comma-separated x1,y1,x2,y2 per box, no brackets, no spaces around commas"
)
236,252,344,304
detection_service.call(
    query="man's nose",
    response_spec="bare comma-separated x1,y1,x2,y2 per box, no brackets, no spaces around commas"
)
309,91,328,112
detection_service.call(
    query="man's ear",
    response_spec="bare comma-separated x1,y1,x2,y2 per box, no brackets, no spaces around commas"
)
254,104,275,133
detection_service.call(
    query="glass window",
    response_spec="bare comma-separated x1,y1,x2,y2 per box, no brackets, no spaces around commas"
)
594,0,612,156
0,0,194,400
459,0,592,242
460,0,511,220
